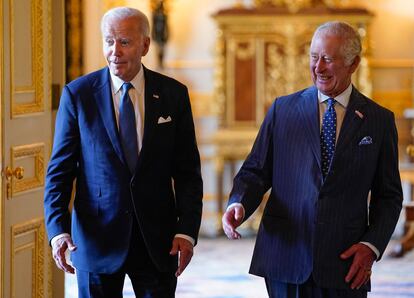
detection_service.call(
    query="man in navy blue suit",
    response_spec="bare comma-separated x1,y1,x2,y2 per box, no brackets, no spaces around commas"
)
44,7,202,298
222,21,402,298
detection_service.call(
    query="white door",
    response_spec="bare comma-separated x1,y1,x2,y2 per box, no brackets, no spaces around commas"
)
0,0,60,297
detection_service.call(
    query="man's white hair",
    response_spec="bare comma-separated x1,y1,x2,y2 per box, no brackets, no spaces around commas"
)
311,21,362,65
101,7,150,37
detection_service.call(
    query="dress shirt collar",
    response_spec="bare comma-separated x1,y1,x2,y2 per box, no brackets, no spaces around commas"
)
318,83,353,108
109,64,144,96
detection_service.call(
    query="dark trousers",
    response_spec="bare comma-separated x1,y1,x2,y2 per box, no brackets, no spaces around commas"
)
76,220,177,298
265,276,367,298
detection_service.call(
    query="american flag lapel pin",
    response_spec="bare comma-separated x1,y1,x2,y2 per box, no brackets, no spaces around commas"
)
355,110,364,119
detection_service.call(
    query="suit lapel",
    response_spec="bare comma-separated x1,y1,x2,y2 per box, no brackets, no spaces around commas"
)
296,86,321,169
93,68,127,166
136,66,161,170
334,86,367,156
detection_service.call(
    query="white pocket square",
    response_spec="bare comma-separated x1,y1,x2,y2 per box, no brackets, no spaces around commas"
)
358,136,373,145
157,116,172,124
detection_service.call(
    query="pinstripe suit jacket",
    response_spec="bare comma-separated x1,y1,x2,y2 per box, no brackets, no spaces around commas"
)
228,85,402,290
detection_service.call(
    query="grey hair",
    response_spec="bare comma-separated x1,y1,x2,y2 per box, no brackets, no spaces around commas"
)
311,21,362,65
101,7,150,37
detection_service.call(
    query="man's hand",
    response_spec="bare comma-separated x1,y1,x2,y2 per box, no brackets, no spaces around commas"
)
170,237,194,277
340,243,376,289
52,235,77,274
222,205,244,239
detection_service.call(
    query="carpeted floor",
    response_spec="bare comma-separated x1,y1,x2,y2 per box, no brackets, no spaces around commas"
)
65,237,414,297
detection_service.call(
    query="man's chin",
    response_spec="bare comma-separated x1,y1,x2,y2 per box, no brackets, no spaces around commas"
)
110,68,125,78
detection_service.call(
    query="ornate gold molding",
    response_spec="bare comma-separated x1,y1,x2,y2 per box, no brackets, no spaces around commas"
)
10,0,44,117
47,0,52,111
0,0,4,294
231,40,255,60
213,11,373,126
10,143,45,196
10,218,45,298
213,29,226,119
254,0,348,11
47,246,53,298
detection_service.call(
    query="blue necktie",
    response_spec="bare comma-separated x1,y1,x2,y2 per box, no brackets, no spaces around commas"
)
321,98,336,179
119,82,138,173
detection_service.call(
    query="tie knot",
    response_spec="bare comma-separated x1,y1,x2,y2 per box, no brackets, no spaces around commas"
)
122,82,133,94
326,98,336,108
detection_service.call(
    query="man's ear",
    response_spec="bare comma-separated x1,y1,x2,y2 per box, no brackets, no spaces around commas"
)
142,37,150,56
349,55,361,73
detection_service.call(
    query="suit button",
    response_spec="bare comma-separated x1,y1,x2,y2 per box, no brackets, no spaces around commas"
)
125,210,130,215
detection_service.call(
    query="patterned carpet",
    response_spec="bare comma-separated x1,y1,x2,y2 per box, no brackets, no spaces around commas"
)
65,237,414,298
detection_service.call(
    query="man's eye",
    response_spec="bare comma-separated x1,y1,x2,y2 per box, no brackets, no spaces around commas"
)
310,55,318,61
324,57,333,63
105,39,114,46
121,40,129,47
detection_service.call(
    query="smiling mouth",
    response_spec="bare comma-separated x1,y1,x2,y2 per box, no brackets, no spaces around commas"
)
317,75,331,81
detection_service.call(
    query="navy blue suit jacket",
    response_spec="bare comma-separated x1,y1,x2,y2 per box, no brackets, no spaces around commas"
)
44,66,203,274
229,86,402,290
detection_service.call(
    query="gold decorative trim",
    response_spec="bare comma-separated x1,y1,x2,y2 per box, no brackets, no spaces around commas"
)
213,29,225,120
232,40,255,60
47,1,53,295
1,0,4,294
214,13,373,126
10,143,45,196
10,0,44,117
10,218,45,298
254,0,347,11
47,0,52,112
47,246,53,298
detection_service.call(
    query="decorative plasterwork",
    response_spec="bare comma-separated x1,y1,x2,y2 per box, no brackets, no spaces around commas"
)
10,143,45,196
10,218,45,298
10,0,45,117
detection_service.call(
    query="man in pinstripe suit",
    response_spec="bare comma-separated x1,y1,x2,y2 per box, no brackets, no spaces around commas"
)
222,21,402,298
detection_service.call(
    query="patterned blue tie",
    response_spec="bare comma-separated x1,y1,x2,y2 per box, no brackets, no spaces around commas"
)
321,98,336,179
119,82,138,173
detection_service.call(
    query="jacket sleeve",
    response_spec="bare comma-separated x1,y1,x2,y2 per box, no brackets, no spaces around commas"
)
362,111,403,259
172,85,203,243
228,101,276,220
44,85,80,243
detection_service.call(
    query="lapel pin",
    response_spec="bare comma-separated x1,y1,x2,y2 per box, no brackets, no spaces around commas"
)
153,94,159,99
355,110,364,119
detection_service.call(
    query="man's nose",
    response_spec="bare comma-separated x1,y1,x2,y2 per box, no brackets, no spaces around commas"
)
112,42,122,56
314,58,325,72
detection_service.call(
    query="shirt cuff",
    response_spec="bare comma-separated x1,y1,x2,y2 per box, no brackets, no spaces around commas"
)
175,234,195,246
360,241,380,259
51,233,71,247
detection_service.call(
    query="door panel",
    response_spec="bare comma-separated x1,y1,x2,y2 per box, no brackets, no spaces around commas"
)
1,0,54,297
